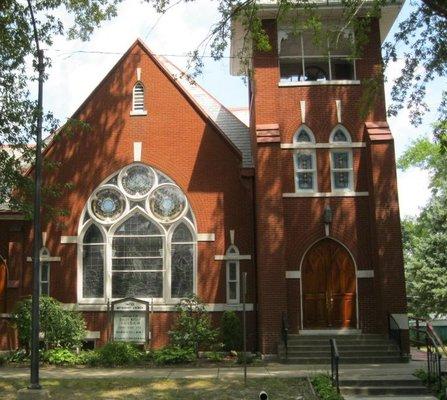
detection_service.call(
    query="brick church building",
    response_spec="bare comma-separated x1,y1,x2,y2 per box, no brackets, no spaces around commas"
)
0,2,408,356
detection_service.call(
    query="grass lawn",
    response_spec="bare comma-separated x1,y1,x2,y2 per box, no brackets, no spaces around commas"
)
0,377,316,399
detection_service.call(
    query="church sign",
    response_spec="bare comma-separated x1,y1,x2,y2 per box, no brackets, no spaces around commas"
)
111,298,149,344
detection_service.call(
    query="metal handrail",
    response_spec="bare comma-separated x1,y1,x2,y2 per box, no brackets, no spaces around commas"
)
426,329,443,392
281,312,288,362
330,338,340,393
388,313,403,356
409,316,444,391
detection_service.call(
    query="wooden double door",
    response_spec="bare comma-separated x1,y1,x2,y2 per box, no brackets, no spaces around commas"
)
302,239,356,329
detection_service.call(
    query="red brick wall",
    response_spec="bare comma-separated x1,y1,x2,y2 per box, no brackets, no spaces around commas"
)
251,17,406,353
0,41,257,350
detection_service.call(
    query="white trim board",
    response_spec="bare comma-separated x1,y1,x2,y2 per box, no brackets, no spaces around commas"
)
299,329,361,335
61,236,77,244
283,192,369,198
26,256,61,262
279,80,361,87
63,303,254,312
85,331,101,340
357,270,374,278
197,233,215,242
0,215,25,221
286,271,301,279
281,142,365,149
215,254,251,261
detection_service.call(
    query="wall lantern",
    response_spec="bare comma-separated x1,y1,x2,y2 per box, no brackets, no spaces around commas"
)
323,205,332,236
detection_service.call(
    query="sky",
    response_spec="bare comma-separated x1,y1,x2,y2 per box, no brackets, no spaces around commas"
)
40,0,441,218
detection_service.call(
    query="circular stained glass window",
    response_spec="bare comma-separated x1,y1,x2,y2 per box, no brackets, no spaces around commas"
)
149,185,186,222
120,165,155,198
91,187,125,222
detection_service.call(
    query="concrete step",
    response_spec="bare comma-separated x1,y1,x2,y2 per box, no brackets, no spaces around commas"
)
280,344,399,351
279,350,401,358
340,379,425,387
280,356,405,364
288,334,386,339
344,396,437,400
340,386,429,396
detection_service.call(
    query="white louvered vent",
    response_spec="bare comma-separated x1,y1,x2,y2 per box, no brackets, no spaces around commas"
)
132,82,145,111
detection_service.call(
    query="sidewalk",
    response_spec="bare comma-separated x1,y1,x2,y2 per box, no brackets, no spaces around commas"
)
0,360,427,380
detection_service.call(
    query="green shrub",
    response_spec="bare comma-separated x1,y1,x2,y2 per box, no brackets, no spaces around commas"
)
236,351,254,364
95,342,144,366
78,350,101,366
11,296,86,351
7,349,29,363
42,348,79,365
204,351,224,362
0,353,7,366
220,311,242,351
311,374,344,400
169,295,218,356
153,347,195,365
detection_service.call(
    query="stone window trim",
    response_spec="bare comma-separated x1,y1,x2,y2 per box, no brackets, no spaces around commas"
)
225,245,240,304
329,125,354,193
77,163,197,305
293,125,318,193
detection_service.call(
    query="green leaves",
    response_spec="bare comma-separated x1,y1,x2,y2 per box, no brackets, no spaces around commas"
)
11,296,86,351
169,294,218,356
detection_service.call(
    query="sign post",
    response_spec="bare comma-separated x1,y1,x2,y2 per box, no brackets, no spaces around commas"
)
111,298,150,344
242,272,247,385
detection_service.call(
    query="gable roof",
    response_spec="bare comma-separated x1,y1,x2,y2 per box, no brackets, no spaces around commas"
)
152,51,253,168
41,39,253,169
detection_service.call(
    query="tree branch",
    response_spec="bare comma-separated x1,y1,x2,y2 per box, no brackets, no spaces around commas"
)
421,0,447,19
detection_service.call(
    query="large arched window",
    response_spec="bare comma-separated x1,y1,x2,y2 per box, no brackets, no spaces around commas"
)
329,125,354,192
293,126,317,192
79,163,196,303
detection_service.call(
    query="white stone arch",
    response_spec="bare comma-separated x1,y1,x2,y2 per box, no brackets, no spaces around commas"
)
293,124,316,144
329,124,352,143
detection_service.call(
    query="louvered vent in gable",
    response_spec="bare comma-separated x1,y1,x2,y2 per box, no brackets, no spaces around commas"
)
131,82,147,115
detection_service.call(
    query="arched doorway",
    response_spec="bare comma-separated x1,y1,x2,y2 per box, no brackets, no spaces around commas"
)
301,239,357,329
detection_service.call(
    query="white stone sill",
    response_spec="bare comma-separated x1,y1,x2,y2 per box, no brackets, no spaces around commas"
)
279,80,361,87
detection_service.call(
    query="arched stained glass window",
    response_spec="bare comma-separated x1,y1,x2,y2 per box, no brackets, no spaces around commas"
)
332,129,348,142
171,223,194,298
296,130,311,142
293,126,317,192
79,163,196,302
329,126,354,191
82,225,105,299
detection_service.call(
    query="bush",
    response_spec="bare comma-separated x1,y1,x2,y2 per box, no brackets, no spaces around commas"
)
42,348,79,365
153,347,195,365
203,351,224,362
220,311,242,351
78,350,101,366
311,374,344,400
94,342,144,366
11,296,86,351
236,351,254,365
169,295,218,356
7,349,29,363
0,353,7,366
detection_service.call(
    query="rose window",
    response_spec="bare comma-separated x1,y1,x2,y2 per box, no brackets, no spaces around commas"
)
149,185,186,222
91,187,125,222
